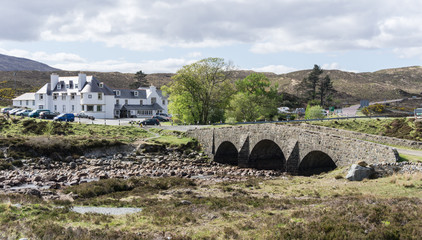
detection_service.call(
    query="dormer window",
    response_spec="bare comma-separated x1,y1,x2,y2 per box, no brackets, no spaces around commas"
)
134,91,138,96
75,84,78,89
57,84,61,90
65,84,69,89
115,90,121,96
99,83,104,88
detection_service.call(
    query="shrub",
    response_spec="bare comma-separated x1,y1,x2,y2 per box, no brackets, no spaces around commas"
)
305,105,325,120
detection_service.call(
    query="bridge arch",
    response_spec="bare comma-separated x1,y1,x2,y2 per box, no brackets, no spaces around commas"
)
249,139,285,170
298,150,336,176
214,141,239,166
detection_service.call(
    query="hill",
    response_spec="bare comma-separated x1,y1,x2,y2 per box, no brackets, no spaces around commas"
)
0,53,59,71
1,66,422,106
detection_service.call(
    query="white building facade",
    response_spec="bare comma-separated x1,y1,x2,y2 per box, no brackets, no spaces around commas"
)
12,73,169,119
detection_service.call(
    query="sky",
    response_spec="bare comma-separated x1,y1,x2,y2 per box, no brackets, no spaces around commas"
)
1,0,422,74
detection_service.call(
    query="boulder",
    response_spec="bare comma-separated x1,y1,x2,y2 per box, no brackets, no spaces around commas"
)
346,164,375,181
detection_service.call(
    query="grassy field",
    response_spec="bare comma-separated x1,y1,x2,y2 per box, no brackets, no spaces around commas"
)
1,170,422,239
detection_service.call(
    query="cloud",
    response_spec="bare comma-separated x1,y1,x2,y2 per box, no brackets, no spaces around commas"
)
0,48,86,63
322,62,359,73
53,58,196,73
2,0,422,58
252,65,297,74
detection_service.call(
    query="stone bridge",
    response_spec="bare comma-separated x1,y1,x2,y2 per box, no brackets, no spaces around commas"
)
186,124,399,175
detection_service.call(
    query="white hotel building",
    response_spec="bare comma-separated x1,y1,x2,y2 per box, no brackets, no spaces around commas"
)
12,73,169,119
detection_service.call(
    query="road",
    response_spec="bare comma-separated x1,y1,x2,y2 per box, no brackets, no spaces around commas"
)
340,98,405,117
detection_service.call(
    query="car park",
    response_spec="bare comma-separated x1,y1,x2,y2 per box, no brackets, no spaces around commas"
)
39,111,60,119
29,109,50,118
53,113,75,122
156,113,172,118
152,115,169,122
141,118,160,125
15,109,32,116
8,108,23,115
77,112,95,120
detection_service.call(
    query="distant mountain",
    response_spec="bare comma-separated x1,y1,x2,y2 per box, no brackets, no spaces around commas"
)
1,65,422,105
0,53,59,71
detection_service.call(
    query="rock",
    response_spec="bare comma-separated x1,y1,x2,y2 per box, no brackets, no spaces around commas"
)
25,188,41,197
346,164,374,181
64,156,73,163
180,200,192,205
357,161,368,167
69,162,77,169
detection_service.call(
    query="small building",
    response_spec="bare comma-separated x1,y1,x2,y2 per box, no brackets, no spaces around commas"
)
12,73,169,119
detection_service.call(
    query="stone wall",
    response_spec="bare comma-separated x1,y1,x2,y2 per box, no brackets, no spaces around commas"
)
295,123,422,150
186,123,399,173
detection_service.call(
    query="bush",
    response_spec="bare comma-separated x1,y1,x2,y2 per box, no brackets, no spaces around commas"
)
305,105,325,120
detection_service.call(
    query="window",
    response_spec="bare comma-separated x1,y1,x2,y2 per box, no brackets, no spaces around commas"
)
151,97,156,104
115,90,120,96
125,99,128,105
82,105,85,111
134,91,138,96
72,105,74,112
162,99,166,105
87,105,94,111
54,105,57,111
53,93,58,100
97,105,102,112
57,84,61,90
88,94,92,99
70,93,76,100
140,100,143,106
98,93,102,100
66,84,69,89
81,93,83,99
116,99,119,105
137,110,153,115
39,94,43,100
26,100,29,105
39,105,44,109
75,84,78,89
99,83,104,88
20,100,22,105
32,100,35,106
62,93,67,100
63,105,66,112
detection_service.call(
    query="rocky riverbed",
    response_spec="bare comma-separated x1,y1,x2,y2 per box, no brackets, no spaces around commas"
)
0,145,285,200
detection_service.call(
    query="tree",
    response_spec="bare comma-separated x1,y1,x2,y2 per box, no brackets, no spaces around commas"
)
318,75,334,106
301,65,323,101
225,73,280,122
304,105,325,119
129,70,148,89
164,58,235,124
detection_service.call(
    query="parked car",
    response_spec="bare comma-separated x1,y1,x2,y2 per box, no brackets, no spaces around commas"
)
153,115,169,122
54,113,75,122
39,111,60,119
9,108,23,115
156,113,172,118
141,118,160,126
1,107,13,114
77,112,95,120
29,109,50,118
16,109,33,117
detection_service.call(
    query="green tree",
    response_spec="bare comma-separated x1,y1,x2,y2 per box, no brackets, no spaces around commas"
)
304,105,325,119
301,65,323,101
129,70,148,89
226,73,280,122
164,58,234,124
318,75,334,106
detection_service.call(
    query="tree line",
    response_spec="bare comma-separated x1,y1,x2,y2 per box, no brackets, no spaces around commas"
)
161,58,335,124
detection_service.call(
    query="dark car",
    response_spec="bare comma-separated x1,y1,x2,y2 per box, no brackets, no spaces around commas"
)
39,111,60,119
77,112,95,120
53,113,75,122
141,118,160,126
152,115,169,122
29,109,50,118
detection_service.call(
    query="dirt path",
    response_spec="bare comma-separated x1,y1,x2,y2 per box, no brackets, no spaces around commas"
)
396,147,422,157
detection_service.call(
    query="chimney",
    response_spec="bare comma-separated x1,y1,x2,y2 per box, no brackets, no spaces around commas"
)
50,73,59,91
78,73,86,90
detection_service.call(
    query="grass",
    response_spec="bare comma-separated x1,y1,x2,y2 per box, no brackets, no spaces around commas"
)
399,153,422,163
2,171,422,239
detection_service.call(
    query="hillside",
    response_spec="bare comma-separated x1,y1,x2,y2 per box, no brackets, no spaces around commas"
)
1,66,422,105
0,54,59,71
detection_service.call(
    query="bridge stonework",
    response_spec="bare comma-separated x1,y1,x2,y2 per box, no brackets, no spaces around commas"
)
187,124,399,174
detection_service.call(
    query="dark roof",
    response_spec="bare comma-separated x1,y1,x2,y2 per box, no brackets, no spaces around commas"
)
113,89,147,99
156,89,168,99
118,103,164,111
81,77,114,95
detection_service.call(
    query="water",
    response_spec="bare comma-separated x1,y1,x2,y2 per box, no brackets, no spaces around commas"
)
71,206,142,215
